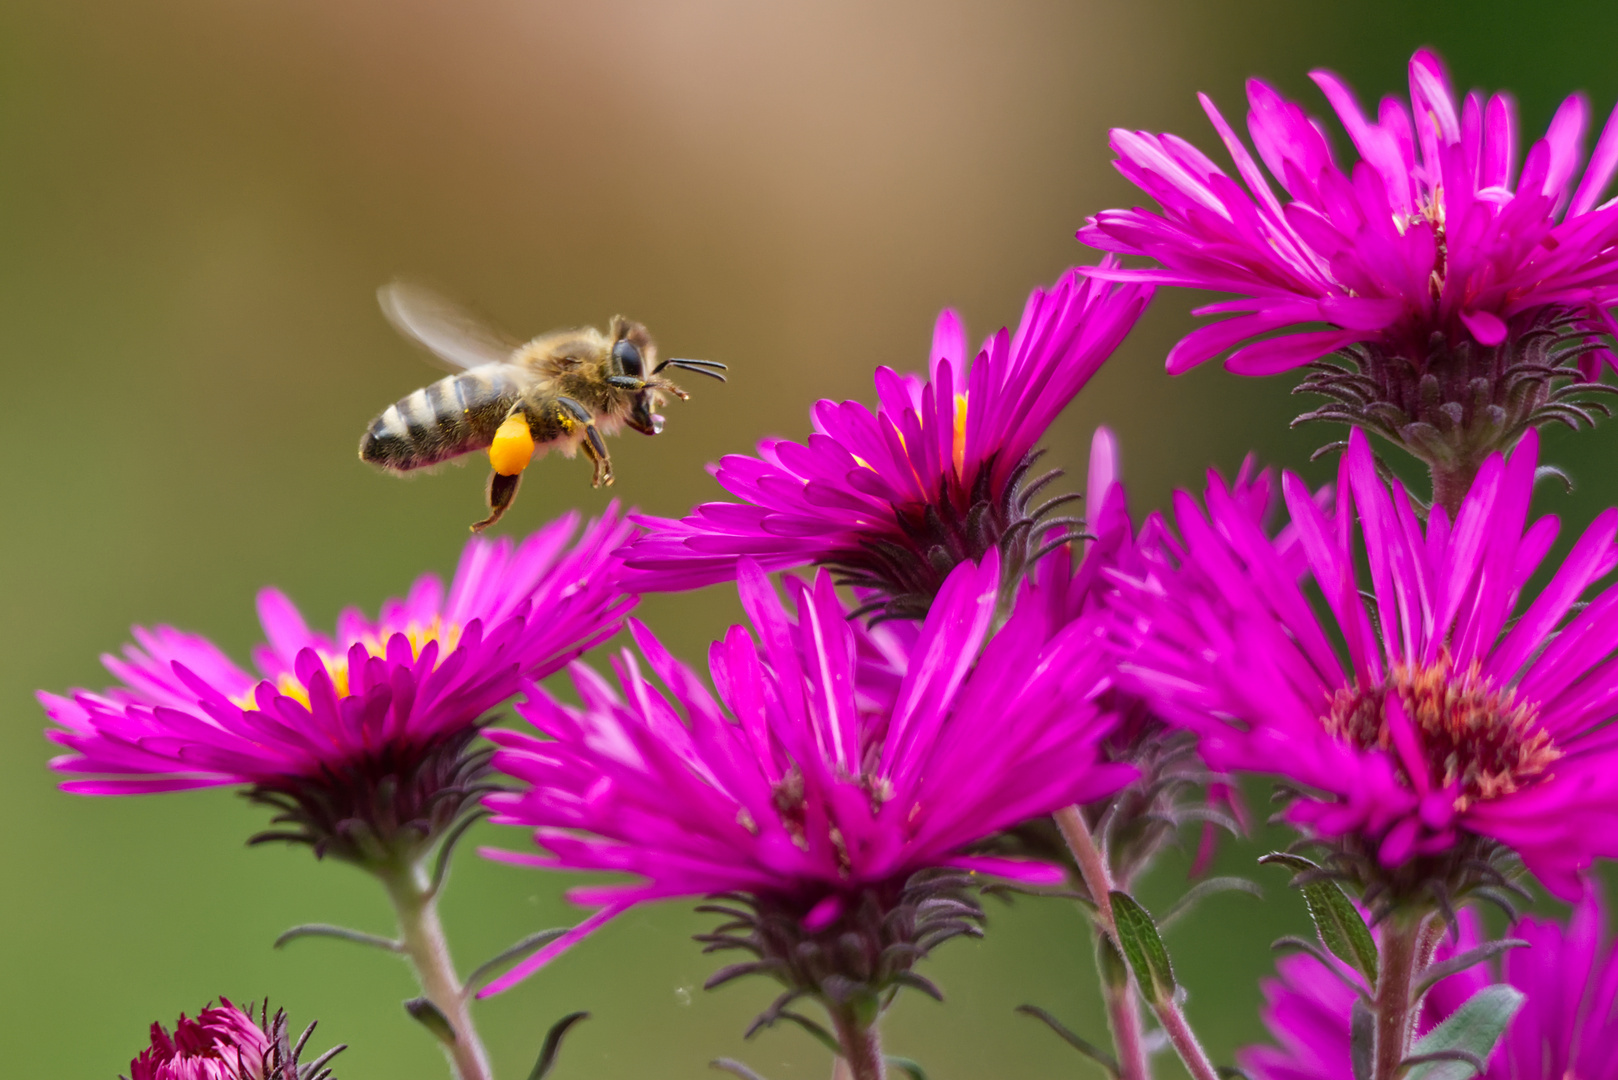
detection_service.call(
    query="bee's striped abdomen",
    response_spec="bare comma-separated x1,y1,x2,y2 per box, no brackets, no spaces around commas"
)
360,363,522,472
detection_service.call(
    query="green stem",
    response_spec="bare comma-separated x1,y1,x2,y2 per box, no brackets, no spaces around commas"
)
1054,807,1151,1080
1102,977,1150,1080
1372,912,1430,1080
378,862,494,1080
828,1004,885,1080
1149,998,1220,1080
1429,461,1478,522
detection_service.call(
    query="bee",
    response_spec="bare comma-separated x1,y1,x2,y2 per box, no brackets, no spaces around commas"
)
360,282,725,531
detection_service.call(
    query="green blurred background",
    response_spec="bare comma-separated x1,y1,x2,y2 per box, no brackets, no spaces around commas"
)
7,1,1618,1076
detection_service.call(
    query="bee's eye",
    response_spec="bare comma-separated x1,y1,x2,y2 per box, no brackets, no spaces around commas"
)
612,339,644,378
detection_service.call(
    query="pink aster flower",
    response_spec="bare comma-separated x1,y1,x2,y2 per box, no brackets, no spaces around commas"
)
1243,896,1618,1080
1242,909,1492,1080
480,553,1132,1011
127,998,341,1080
1082,49,1618,482
622,266,1152,620
44,508,634,864
1114,426,1618,904
1005,427,1253,885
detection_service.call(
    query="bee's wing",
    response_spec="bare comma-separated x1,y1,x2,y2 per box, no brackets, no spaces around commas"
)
378,281,525,371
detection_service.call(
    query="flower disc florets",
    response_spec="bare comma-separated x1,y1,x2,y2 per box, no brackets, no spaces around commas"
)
622,267,1152,620
44,509,634,866
126,999,341,1080
479,553,1133,1000
1324,651,1560,813
1112,428,1618,903
1082,49,1618,475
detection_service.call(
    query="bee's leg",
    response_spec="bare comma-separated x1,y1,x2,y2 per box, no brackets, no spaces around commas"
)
556,396,614,488
473,470,522,532
472,407,538,531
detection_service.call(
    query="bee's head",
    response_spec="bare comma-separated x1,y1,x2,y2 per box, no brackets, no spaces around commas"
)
609,318,665,435
627,390,665,436
608,317,656,382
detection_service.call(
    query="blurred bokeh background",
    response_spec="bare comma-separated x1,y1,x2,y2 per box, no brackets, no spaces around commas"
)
7,1,1618,1076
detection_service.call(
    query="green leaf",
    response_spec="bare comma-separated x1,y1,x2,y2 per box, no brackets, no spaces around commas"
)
1403,985,1524,1080
1256,851,1321,875
1350,1000,1373,1080
1258,852,1378,984
885,1057,930,1080
404,998,457,1046
1300,880,1379,985
767,1011,840,1056
1158,876,1264,931
1016,1004,1120,1078
1095,933,1130,992
527,1011,589,1080
1108,892,1175,1005
273,923,403,953
464,927,571,991
1412,940,1528,998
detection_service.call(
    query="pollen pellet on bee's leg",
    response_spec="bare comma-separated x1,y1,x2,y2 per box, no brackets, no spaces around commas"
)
488,414,536,476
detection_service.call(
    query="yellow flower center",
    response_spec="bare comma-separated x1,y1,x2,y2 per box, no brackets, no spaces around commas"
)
235,620,461,710
1323,650,1560,812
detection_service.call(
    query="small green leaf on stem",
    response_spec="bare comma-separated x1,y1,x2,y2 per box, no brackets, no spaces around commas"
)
1159,877,1264,931
273,923,403,953
761,1011,840,1055
1258,853,1378,984
527,1011,589,1080
1412,940,1528,998
404,997,457,1046
464,928,571,992
1096,932,1130,991
1016,1004,1120,1078
885,1056,930,1080
1109,892,1176,1005
1350,1000,1373,1080
1403,985,1524,1080
429,808,490,896
1256,852,1321,874
1300,882,1378,985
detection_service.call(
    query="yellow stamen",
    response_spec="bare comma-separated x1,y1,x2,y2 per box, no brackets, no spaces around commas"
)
952,393,969,478
233,621,461,710
489,415,536,477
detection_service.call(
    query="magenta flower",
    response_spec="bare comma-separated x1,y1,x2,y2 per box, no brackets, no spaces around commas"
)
1242,896,1618,1080
1113,428,1618,902
480,553,1132,1002
1082,49,1618,478
622,267,1152,619
127,999,341,1080
1009,427,1255,883
44,508,634,863
1242,909,1492,1080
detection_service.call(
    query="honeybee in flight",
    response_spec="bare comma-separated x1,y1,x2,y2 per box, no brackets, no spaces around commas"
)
360,283,725,531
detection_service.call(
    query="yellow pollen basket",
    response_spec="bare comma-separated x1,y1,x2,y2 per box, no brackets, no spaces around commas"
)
489,415,536,477
232,620,461,711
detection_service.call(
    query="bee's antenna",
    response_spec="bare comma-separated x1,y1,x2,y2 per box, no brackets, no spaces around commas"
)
657,358,728,382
